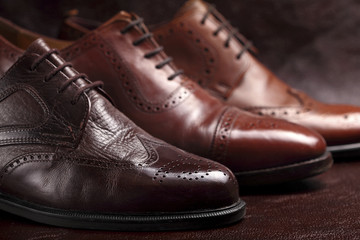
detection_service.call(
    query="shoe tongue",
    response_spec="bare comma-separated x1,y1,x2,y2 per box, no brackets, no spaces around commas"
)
175,0,208,18
63,11,141,36
25,38,52,56
102,10,137,26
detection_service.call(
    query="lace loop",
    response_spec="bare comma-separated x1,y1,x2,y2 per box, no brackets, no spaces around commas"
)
121,18,183,81
31,49,59,70
144,46,164,58
45,62,72,82
133,32,153,46
32,49,104,104
168,70,184,81
236,41,253,59
71,81,104,104
58,73,88,93
201,4,215,24
202,4,254,60
156,57,172,69
120,18,143,34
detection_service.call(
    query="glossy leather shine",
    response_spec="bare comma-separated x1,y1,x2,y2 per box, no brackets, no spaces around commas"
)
149,0,360,151
0,38,243,230
0,13,330,182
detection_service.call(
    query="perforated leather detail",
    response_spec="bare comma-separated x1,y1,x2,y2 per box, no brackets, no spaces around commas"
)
210,108,238,162
153,153,237,185
0,153,55,183
155,21,216,89
62,34,197,113
0,150,158,185
247,107,312,118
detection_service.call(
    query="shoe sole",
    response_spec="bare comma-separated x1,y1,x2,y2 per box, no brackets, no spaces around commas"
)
0,193,246,231
327,143,360,159
235,151,333,186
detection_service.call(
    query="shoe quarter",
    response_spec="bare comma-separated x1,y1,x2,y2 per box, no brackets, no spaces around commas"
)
0,53,90,148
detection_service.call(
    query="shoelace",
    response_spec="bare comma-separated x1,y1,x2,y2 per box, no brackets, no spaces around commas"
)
120,17,183,80
201,4,254,59
30,49,104,104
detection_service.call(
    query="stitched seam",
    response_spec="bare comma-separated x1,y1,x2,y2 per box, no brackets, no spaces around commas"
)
96,32,195,113
0,85,50,132
0,54,88,148
210,107,237,162
136,135,159,165
245,106,311,117
0,153,138,186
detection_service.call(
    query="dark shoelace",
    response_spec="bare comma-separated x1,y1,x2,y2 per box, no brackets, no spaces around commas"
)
201,4,254,59
30,49,104,104
120,17,183,81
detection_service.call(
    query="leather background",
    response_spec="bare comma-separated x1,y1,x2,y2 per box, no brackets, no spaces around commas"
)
0,0,359,105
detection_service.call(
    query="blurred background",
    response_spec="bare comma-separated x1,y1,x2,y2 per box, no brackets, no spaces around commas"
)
1,0,360,105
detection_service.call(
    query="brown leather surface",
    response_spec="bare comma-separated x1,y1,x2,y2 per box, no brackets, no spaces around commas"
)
0,0,359,106
50,0,360,150
0,39,244,231
0,0,356,237
0,160,358,239
149,0,360,148
0,15,332,184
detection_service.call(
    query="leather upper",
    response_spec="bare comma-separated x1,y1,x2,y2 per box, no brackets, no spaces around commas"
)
0,38,239,213
0,13,327,173
149,0,360,147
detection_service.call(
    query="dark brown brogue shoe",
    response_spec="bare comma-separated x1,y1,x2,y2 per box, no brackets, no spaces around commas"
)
0,15,332,185
151,0,360,158
0,38,245,230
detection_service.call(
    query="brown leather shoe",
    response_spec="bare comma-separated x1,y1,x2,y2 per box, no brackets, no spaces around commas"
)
0,38,245,230
0,14,332,186
58,2,360,158
150,0,360,157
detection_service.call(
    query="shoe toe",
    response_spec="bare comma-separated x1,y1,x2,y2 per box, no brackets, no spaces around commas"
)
142,145,241,212
215,109,327,172
302,104,360,147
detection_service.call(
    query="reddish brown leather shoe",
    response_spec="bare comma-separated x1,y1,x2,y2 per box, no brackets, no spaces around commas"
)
0,38,245,230
59,1,360,158
0,14,332,186
150,0,360,157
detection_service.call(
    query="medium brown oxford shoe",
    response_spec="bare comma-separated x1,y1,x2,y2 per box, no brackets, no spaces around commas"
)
0,38,245,230
0,13,332,186
59,1,360,159
150,0,360,158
